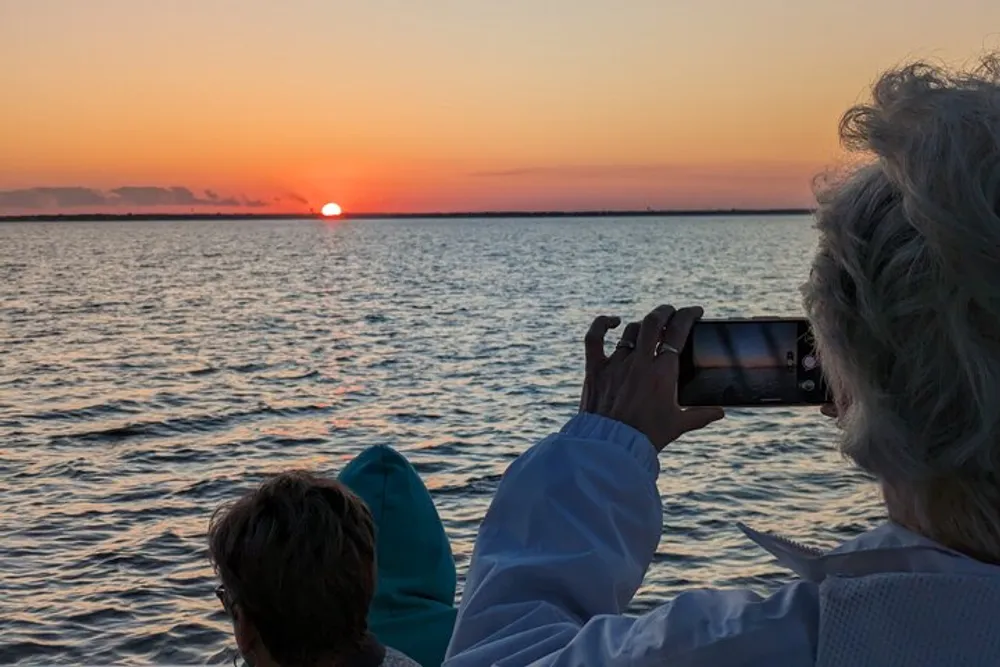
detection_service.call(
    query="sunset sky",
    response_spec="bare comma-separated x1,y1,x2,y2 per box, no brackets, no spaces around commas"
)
2,0,999,214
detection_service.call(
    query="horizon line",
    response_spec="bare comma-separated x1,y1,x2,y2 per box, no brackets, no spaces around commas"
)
0,207,816,223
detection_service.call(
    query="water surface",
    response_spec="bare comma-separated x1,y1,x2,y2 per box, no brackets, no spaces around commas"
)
0,215,881,664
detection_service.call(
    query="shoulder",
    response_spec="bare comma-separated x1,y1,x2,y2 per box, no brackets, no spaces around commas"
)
381,646,423,667
632,580,821,666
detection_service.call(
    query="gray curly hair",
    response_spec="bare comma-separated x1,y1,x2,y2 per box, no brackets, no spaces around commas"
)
804,54,1000,562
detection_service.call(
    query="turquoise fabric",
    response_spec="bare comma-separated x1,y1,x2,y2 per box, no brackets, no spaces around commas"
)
339,446,457,667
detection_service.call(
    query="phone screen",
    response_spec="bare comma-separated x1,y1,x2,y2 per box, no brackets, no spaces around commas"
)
677,318,829,407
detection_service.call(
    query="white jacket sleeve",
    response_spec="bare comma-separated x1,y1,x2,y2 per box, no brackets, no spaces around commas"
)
442,413,819,667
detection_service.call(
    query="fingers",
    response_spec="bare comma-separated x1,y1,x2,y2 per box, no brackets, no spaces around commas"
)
610,321,641,361
659,306,703,354
677,406,726,434
820,404,838,419
636,304,676,356
584,315,621,371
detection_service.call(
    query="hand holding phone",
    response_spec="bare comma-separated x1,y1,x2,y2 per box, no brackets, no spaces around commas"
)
581,305,726,451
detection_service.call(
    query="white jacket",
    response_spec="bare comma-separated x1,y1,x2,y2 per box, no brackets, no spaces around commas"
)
443,413,1000,666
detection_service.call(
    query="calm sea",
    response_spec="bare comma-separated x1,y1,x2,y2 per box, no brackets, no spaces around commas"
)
0,215,882,665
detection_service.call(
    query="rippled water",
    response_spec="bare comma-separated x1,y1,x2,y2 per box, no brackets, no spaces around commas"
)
0,216,882,664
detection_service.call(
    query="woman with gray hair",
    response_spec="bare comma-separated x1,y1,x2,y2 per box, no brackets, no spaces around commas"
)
443,54,1000,667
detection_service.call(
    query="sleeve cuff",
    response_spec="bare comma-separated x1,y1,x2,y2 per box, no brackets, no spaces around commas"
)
560,413,660,479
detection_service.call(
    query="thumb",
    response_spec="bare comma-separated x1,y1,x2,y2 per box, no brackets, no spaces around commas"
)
677,407,725,434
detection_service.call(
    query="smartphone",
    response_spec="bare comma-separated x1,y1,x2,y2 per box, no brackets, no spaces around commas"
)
676,317,830,407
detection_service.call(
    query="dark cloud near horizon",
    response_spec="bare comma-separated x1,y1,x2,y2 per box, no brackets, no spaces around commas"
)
272,193,308,205
0,185,279,211
109,186,244,207
470,163,812,180
283,192,309,204
470,164,691,179
0,187,109,209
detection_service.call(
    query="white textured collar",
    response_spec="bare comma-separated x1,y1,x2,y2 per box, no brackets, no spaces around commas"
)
737,521,997,583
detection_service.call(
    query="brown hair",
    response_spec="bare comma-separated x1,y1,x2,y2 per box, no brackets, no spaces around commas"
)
208,470,376,666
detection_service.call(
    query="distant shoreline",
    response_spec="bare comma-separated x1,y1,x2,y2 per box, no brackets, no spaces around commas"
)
0,208,814,223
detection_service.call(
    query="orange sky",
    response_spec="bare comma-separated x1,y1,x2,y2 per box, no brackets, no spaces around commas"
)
2,0,999,214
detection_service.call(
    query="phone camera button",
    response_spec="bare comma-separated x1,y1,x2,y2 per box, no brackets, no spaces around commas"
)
800,380,816,392
802,354,817,370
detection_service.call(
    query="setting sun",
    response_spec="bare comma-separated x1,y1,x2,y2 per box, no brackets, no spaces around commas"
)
321,202,343,217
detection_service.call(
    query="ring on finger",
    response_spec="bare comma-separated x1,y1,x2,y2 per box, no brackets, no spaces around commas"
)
657,342,680,355
616,339,636,350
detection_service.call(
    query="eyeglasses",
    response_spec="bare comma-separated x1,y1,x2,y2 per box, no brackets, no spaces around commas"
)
215,584,234,615
215,586,245,667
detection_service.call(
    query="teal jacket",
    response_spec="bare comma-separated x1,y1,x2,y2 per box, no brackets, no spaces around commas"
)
339,446,457,667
